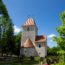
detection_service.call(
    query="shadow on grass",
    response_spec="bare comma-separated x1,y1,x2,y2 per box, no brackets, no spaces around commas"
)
0,57,40,65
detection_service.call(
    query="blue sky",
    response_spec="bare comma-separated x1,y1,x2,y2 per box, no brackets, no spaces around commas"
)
3,0,65,47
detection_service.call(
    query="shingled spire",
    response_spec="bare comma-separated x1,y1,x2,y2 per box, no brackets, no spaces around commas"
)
24,18,36,26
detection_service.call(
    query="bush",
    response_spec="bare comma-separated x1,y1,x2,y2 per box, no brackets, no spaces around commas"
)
55,62,64,65
51,62,64,65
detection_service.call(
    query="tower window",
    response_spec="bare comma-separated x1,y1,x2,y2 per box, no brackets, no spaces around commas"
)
27,27,29,31
27,26,34,31
29,27,34,31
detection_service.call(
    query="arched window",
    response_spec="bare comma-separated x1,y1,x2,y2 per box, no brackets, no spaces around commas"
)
27,26,34,31
29,27,34,31
27,27,29,31
39,44,41,48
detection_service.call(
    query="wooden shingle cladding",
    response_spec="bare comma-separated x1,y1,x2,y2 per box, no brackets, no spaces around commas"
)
24,18,36,26
22,18,38,30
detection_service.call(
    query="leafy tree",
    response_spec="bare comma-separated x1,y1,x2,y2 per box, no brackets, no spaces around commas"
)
53,11,65,62
14,32,21,56
47,47,60,63
48,47,59,56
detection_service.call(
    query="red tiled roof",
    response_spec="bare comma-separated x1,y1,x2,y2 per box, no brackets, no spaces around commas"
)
35,35,47,42
23,18,36,26
22,38,34,48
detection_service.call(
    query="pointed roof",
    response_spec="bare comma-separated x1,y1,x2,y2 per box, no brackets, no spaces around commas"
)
23,38,34,48
23,18,36,26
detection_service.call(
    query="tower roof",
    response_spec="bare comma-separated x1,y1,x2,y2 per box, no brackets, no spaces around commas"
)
23,18,36,26
23,38,34,48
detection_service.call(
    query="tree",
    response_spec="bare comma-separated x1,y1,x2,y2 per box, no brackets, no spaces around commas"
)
0,0,9,19
48,47,59,56
0,16,15,56
53,11,65,62
14,32,21,56
0,0,15,56
0,17,8,55
6,19,15,55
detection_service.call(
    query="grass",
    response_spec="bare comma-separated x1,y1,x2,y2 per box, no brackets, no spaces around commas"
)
0,57,40,65
51,62,65,65
0,63,33,65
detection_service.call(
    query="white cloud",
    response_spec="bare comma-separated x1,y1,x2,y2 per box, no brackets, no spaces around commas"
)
50,39,53,42
48,34,56,38
47,34,57,48
14,25,21,34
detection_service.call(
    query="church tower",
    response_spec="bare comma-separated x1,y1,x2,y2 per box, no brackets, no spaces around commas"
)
20,18,47,57
21,18,38,46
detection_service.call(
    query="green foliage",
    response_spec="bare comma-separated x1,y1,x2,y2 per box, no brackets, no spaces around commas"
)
5,20,15,54
57,26,65,36
15,32,21,46
14,32,22,55
0,0,9,19
0,0,15,55
47,47,60,63
60,11,65,25
55,62,65,65
0,16,15,54
53,11,65,62
0,17,8,54
53,11,65,50
48,47,59,55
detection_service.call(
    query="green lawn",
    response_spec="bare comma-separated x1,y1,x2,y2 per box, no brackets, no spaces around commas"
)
0,57,40,65
50,61,65,65
0,63,33,65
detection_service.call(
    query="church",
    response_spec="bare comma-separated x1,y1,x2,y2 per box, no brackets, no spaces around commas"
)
20,18,47,58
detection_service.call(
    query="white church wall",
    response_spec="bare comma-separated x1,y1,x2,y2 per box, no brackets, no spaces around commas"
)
35,42,47,57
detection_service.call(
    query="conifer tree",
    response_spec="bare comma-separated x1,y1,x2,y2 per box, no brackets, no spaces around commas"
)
0,0,15,55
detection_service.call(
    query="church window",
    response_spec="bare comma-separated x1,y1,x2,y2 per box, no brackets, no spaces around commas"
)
27,26,34,31
29,26,34,31
27,27,29,31
39,44,41,48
